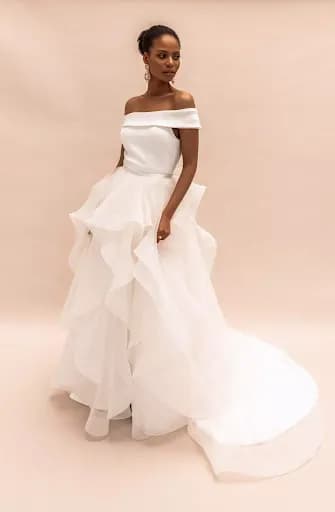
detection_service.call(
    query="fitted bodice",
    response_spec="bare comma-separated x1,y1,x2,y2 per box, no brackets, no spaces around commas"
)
120,107,201,176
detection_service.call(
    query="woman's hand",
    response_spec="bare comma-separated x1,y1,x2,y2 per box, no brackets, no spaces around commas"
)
156,212,171,243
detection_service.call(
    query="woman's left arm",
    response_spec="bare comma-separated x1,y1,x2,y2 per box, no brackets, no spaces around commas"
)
162,125,199,220
156,92,200,243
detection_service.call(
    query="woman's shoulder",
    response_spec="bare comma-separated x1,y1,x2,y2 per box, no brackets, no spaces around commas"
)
124,96,142,114
123,89,196,115
173,89,196,109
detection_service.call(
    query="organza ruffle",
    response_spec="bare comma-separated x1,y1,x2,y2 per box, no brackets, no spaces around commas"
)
50,166,324,479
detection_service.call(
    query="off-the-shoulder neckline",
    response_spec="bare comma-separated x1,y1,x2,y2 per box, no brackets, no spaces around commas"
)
124,107,197,117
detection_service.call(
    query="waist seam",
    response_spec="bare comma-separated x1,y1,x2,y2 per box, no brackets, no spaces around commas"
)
123,165,174,177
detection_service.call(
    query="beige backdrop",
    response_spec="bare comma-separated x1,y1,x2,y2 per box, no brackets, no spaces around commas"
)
0,0,334,324
0,1,333,510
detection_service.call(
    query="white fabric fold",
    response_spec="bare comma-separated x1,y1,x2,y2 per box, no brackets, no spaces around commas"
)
122,107,202,128
50,104,324,480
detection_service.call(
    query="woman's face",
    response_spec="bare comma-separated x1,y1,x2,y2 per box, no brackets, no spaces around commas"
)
144,34,181,82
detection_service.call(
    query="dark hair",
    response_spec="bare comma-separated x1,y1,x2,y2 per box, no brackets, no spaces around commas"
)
137,25,181,55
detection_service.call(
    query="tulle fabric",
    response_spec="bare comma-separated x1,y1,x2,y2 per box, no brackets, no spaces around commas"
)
51,166,324,479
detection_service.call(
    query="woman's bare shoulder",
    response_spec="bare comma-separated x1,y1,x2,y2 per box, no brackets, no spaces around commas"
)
123,89,196,114
124,96,143,115
173,89,196,109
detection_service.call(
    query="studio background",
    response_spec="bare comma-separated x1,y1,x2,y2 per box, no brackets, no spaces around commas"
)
0,1,333,511
1,1,334,326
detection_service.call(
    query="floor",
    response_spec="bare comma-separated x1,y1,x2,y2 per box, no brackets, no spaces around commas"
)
0,317,332,512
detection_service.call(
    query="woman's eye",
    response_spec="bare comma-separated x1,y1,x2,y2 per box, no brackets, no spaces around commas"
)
158,54,180,59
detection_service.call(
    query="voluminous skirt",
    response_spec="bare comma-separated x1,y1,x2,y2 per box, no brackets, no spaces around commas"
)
51,166,324,479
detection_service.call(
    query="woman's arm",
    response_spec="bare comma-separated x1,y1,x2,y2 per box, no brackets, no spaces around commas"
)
113,98,137,171
162,92,199,220
115,144,124,169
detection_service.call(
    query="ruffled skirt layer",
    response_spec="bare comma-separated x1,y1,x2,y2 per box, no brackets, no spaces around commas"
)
50,166,324,479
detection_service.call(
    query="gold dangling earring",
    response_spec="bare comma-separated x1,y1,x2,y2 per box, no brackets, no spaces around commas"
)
144,63,151,81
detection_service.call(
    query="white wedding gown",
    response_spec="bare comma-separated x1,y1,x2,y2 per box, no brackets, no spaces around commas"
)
50,107,324,479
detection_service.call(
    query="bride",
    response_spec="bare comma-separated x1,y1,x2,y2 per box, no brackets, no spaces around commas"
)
50,24,324,480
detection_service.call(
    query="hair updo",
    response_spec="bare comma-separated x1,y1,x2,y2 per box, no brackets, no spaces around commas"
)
137,24,181,55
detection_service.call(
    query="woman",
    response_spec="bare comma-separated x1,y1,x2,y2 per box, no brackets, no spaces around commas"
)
50,24,324,480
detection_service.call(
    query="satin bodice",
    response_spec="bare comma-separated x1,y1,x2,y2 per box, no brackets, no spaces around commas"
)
120,107,201,176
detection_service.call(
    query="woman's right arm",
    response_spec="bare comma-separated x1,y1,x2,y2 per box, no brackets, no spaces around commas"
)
114,144,124,169
113,98,134,172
